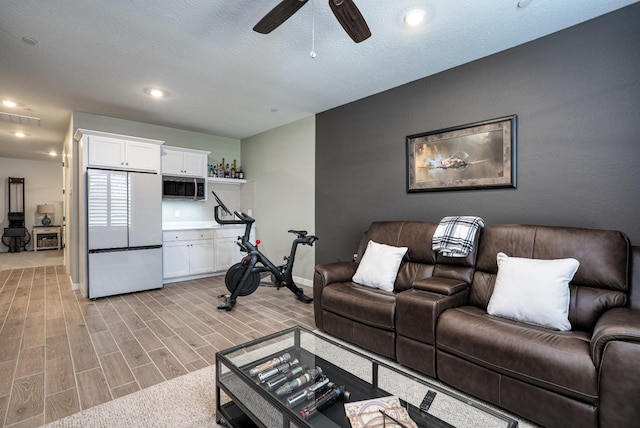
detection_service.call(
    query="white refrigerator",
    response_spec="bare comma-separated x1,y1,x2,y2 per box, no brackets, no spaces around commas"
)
87,168,163,298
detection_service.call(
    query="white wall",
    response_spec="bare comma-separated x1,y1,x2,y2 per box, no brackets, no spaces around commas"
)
63,117,78,287
241,116,315,284
0,157,62,252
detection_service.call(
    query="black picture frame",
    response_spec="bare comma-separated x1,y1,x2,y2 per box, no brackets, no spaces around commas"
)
407,115,517,192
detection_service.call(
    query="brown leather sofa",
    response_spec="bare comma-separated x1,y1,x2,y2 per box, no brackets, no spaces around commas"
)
313,221,640,428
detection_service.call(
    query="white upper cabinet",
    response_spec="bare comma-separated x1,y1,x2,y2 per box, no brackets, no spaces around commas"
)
87,134,161,172
161,147,209,178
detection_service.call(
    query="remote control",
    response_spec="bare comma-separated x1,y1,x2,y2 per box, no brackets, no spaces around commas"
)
420,390,436,412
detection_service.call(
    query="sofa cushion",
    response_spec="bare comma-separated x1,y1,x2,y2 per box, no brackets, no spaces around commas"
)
321,282,396,330
352,240,408,292
437,306,598,402
487,252,579,331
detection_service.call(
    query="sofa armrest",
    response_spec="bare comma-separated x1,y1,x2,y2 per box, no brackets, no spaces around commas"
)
313,262,358,331
314,262,358,287
412,276,469,296
591,307,640,427
591,307,640,368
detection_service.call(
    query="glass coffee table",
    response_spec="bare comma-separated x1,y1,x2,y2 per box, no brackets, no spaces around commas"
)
216,326,517,428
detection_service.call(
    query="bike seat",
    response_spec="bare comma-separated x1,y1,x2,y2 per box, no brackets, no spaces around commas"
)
288,229,307,237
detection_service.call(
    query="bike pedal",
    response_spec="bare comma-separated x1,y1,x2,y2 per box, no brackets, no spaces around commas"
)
297,294,313,304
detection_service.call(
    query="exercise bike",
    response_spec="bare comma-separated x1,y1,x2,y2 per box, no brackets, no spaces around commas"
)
211,191,317,311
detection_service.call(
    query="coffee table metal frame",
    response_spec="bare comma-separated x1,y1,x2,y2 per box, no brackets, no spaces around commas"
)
216,326,517,428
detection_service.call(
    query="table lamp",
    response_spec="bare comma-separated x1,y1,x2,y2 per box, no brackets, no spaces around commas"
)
37,204,54,226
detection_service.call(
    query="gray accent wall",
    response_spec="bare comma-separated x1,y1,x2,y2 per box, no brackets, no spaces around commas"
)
315,4,640,264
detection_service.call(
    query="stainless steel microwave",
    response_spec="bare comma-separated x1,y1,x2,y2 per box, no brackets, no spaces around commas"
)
162,176,205,200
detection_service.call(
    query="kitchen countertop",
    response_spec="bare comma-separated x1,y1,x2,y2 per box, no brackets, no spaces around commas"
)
162,221,252,231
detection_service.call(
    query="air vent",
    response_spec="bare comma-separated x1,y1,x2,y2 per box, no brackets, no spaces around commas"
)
0,111,41,127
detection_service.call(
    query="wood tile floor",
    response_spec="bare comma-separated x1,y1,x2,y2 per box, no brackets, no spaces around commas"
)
0,266,316,427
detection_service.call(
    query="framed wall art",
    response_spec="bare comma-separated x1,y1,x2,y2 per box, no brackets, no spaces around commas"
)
406,115,517,192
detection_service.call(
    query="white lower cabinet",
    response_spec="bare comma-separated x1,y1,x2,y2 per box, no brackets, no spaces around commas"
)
189,239,216,274
162,226,255,282
163,241,190,278
214,227,254,272
163,230,215,280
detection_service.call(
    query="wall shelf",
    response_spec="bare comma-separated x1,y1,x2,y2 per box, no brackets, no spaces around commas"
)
207,177,247,184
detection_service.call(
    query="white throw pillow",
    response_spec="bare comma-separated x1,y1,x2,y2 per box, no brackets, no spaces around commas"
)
352,240,408,292
487,252,579,331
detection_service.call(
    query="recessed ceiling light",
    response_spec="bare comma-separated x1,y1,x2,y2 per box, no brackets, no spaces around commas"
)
404,9,426,27
49,151,57,157
517,0,533,8
2,100,18,108
144,87,170,98
15,131,26,138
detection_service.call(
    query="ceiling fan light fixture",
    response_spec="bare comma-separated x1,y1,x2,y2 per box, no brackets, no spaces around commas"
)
404,9,426,27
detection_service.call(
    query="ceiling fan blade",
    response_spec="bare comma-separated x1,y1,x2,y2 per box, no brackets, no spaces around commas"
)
329,0,371,43
253,0,309,34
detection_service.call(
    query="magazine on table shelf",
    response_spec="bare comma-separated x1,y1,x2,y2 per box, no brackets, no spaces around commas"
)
344,396,418,428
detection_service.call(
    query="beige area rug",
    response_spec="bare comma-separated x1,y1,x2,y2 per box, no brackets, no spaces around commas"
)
45,331,539,428
44,366,220,428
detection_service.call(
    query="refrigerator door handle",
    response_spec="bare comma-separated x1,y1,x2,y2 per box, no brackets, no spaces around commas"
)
89,245,163,254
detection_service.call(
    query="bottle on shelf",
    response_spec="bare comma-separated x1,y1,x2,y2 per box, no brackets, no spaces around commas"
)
238,166,244,180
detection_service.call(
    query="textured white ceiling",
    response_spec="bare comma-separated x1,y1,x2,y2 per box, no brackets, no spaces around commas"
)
0,0,637,161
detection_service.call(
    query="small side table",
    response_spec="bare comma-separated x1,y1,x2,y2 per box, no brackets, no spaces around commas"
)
33,226,61,252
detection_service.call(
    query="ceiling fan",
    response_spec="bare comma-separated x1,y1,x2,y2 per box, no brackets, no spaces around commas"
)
253,0,371,43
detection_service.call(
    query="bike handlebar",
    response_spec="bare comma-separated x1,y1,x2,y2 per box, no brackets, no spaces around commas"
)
214,205,255,225
303,236,318,246
212,190,255,225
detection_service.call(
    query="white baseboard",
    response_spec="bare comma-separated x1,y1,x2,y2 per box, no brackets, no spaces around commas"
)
293,276,312,287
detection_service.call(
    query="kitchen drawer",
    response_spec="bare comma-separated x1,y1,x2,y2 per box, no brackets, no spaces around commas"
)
214,227,245,239
163,229,214,242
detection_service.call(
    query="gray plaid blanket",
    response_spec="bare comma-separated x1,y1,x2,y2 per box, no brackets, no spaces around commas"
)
432,216,485,257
